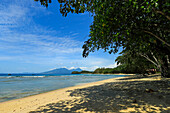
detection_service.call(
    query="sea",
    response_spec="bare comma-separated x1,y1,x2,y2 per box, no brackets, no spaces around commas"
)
0,74,127,102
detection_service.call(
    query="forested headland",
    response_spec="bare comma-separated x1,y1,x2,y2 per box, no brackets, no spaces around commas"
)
72,63,157,75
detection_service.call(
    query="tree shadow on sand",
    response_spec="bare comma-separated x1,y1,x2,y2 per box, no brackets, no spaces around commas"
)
30,78,170,113
118,74,160,80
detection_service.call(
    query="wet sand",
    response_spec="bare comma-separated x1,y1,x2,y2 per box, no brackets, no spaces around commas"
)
0,74,170,113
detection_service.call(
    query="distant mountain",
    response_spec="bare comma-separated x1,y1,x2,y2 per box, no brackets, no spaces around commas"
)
41,68,82,74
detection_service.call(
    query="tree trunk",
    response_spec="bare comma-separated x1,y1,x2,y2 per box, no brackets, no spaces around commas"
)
161,66,169,77
160,56,170,78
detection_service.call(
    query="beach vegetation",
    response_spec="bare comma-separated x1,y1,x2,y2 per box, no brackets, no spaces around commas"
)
72,70,92,74
115,51,157,75
72,71,81,74
34,0,170,77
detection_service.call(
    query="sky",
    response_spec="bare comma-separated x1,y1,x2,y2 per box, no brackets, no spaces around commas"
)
0,0,120,73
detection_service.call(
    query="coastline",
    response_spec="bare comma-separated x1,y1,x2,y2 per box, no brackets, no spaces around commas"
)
0,75,127,113
89,73,136,75
0,74,128,103
74,73,136,75
0,74,169,113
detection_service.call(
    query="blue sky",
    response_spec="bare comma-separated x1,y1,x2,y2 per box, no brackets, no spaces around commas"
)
0,0,120,73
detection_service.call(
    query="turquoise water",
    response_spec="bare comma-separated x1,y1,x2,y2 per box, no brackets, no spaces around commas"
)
0,74,126,102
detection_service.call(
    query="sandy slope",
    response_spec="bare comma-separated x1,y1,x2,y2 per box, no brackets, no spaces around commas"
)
0,74,169,113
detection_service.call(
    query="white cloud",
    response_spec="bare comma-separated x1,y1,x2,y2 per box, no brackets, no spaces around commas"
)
71,33,79,36
0,0,83,59
79,66,99,71
62,66,99,71
68,67,77,70
0,33,83,56
78,63,118,71
66,63,118,72
62,66,67,68
105,63,119,68
0,4,29,35
0,0,119,73
0,56,14,60
0,4,28,25
49,68,57,71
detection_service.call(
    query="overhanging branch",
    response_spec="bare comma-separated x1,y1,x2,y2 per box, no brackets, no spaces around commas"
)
143,30,170,47
153,8,170,21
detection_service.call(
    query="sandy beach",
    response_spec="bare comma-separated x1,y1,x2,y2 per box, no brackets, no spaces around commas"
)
0,74,170,113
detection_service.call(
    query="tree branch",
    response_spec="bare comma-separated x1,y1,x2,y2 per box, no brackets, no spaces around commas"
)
150,52,159,65
139,53,158,67
143,30,170,47
153,8,170,21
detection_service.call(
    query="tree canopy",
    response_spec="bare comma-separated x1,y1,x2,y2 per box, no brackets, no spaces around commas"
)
34,0,170,77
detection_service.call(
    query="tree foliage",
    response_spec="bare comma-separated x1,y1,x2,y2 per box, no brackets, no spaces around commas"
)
115,52,156,74
34,0,170,77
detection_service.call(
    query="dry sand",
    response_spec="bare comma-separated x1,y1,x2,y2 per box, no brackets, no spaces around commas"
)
0,74,170,113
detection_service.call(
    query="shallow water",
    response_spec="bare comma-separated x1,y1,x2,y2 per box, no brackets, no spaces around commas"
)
0,74,126,102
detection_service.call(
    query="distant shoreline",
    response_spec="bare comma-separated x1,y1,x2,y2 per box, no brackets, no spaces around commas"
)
74,73,136,75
